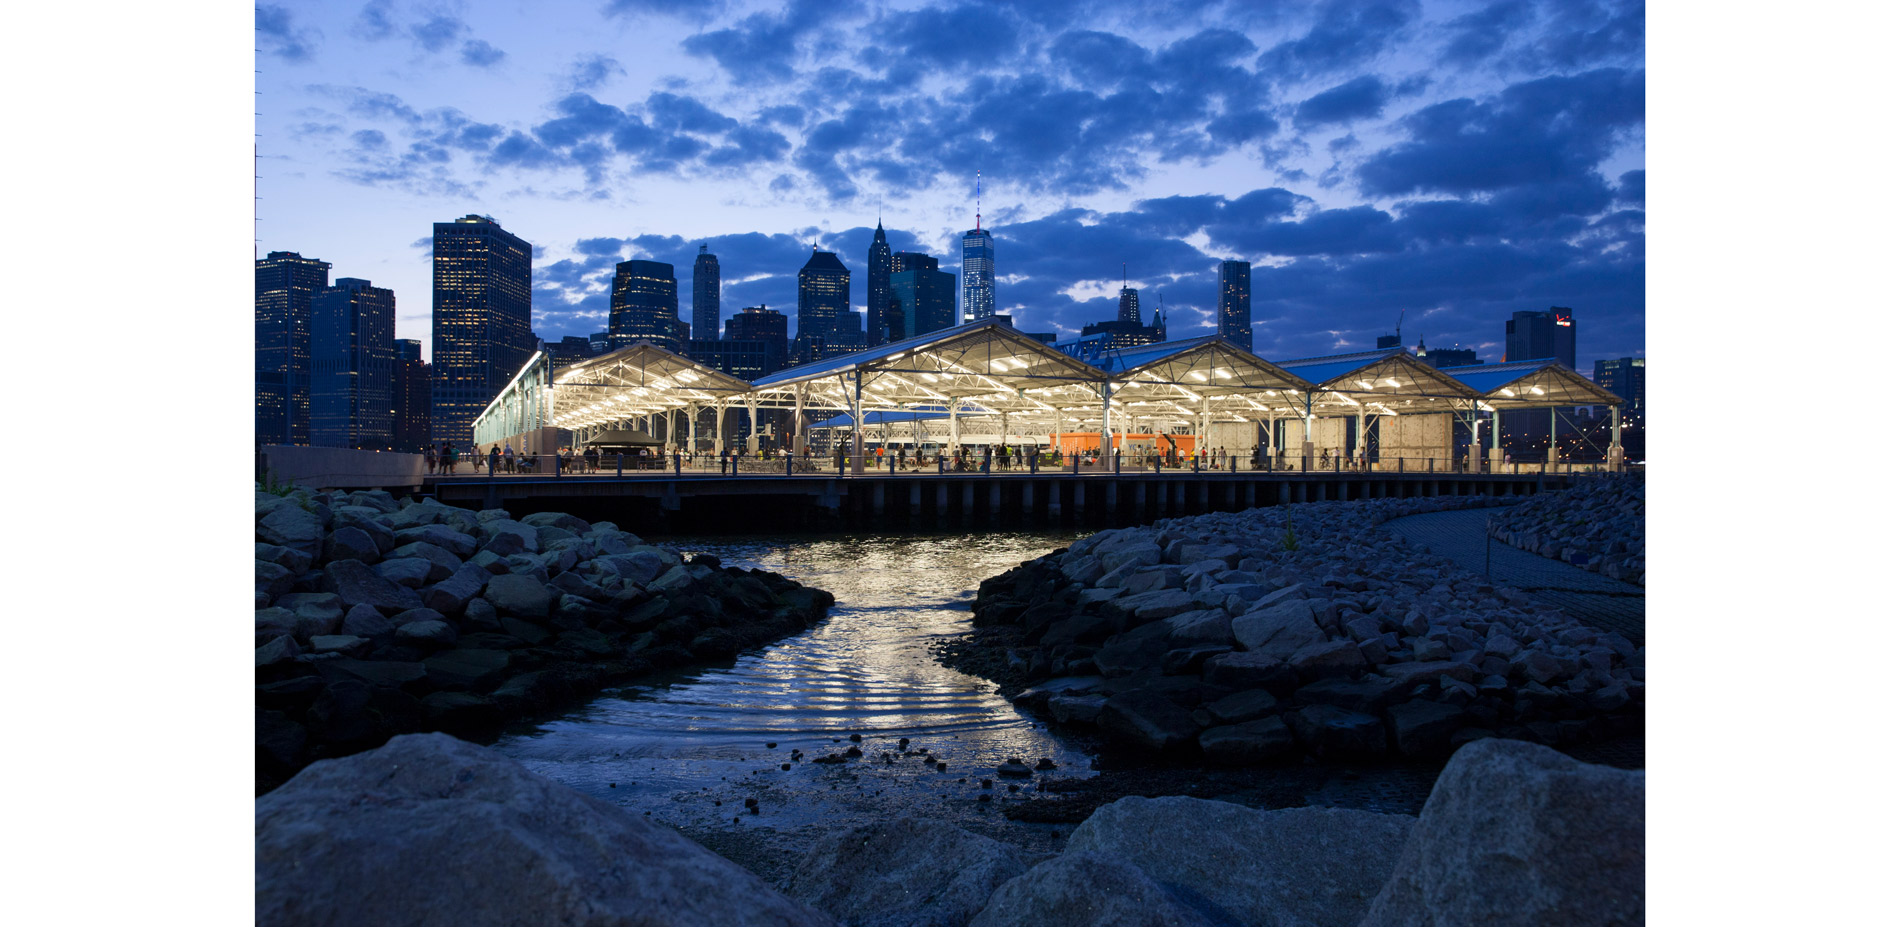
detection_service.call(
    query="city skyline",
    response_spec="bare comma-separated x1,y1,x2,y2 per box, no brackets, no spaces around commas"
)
257,1,1644,370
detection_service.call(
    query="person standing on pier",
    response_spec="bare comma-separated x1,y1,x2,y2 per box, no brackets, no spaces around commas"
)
488,444,500,475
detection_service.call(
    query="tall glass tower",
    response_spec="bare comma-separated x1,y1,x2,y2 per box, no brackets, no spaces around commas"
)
961,226,994,323
1217,260,1252,351
430,214,533,446
691,245,720,341
311,277,396,449
256,250,332,445
866,220,894,346
609,259,682,351
794,248,852,363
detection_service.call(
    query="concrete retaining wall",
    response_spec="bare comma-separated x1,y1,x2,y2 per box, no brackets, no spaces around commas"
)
259,445,426,491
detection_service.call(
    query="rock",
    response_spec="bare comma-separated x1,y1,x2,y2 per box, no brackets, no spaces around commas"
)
339,602,395,638
1201,652,1298,692
1092,622,1174,677
324,659,427,689
521,510,592,535
422,563,489,616
1295,677,1400,714
392,524,478,559
307,634,369,655
256,541,314,575
1048,694,1108,725
319,559,423,615
1162,609,1233,647
1108,588,1195,623
1287,640,1366,678
256,733,833,927
1359,739,1644,927
782,817,1022,927
650,564,694,593
1385,699,1467,757
1061,556,1106,585
374,557,434,589
395,619,458,647
1510,650,1564,684
1288,704,1387,757
1230,599,1327,657
1096,690,1199,751
1380,660,1479,690
482,573,553,618
1119,566,1184,596
968,851,1224,927
256,559,296,601
257,502,324,556
256,634,301,666
1068,796,1414,927
322,526,382,566
389,542,461,582
996,759,1034,778
1161,645,1230,675
1198,716,1297,764
423,649,513,691
256,708,307,770
1205,688,1278,724
277,592,347,638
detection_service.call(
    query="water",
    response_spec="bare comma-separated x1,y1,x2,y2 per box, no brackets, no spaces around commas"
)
491,529,1096,843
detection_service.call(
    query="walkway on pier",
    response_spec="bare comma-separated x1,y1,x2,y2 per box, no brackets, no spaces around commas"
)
1383,506,1645,645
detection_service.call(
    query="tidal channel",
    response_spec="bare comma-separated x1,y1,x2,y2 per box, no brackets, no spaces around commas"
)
490,529,1099,871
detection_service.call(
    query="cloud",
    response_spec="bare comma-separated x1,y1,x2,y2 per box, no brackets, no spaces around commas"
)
410,14,466,53
460,39,506,68
1257,0,1419,79
1533,0,1645,69
1294,75,1388,128
881,4,1024,72
681,0,865,81
601,0,713,17
352,0,399,41
1437,0,1533,66
1356,67,1643,196
1614,169,1643,206
257,5,321,62
567,53,625,91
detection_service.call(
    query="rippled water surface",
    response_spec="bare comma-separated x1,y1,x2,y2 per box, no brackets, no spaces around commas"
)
492,530,1095,835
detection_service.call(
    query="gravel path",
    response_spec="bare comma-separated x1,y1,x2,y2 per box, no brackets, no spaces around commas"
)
1384,507,1645,645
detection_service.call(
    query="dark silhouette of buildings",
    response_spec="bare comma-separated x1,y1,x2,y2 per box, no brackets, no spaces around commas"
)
588,331,610,354
1412,338,1481,369
311,277,396,449
866,221,895,346
793,248,857,364
545,334,599,368
431,214,533,446
692,245,720,341
392,339,431,453
961,225,994,323
610,259,684,352
255,250,331,445
1117,277,1140,325
1376,334,1402,349
890,251,957,342
1217,260,1252,350
1505,307,1577,369
1066,281,1165,358
1594,356,1645,413
691,305,789,380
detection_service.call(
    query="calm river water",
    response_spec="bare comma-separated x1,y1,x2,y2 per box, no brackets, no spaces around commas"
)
491,529,1099,848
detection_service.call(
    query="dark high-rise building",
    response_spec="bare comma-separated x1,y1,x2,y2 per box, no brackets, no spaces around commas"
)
689,339,776,381
311,277,396,449
692,245,720,341
1217,260,1252,350
255,250,331,445
1413,338,1480,369
1376,334,1401,349
889,252,957,341
866,221,895,346
725,304,790,373
431,214,533,446
961,225,994,323
1504,307,1577,369
1117,283,1140,325
1594,357,1645,413
1151,303,1167,342
392,339,431,453
546,335,598,368
793,248,853,364
588,331,611,354
609,259,682,352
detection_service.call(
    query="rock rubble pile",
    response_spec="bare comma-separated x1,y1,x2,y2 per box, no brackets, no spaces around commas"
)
965,496,1643,761
257,733,1643,927
255,487,834,792
1486,475,1645,584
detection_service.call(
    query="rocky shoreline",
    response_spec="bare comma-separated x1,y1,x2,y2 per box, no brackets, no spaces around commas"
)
1486,474,1646,584
951,495,1644,764
255,486,835,793
257,731,1644,926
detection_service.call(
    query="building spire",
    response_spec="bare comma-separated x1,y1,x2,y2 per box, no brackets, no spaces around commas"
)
976,169,982,231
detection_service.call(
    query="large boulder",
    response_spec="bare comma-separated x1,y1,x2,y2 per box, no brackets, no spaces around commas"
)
1230,599,1327,658
1288,704,1388,757
1067,797,1414,927
319,560,423,615
781,817,1021,927
322,526,382,566
393,524,479,559
1197,716,1297,765
1096,689,1199,751
255,733,834,927
968,851,1225,927
1359,739,1644,927
482,573,553,618
257,502,324,556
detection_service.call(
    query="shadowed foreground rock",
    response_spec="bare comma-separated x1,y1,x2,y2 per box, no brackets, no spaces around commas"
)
1358,738,1645,927
255,733,835,927
967,851,1229,927
781,817,1024,927
1067,797,1414,927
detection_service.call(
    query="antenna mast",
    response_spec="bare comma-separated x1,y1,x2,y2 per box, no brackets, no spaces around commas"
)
976,169,982,231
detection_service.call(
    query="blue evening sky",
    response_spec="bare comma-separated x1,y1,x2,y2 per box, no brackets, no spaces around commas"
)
256,0,1645,369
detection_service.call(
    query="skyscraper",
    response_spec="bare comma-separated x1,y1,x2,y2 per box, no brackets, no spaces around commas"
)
256,250,331,445
889,252,957,341
392,339,431,453
609,259,683,352
961,226,994,323
1117,279,1140,325
1594,357,1645,412
310,277,396,449
793,248,852,363
1504,307,1577,369
692,245,721,341
866,221,894,346
1217,260,1252,351
725,303,790,373
431,214,533,446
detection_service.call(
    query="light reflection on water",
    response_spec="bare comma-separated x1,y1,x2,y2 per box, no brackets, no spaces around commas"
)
491,530,1096,831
